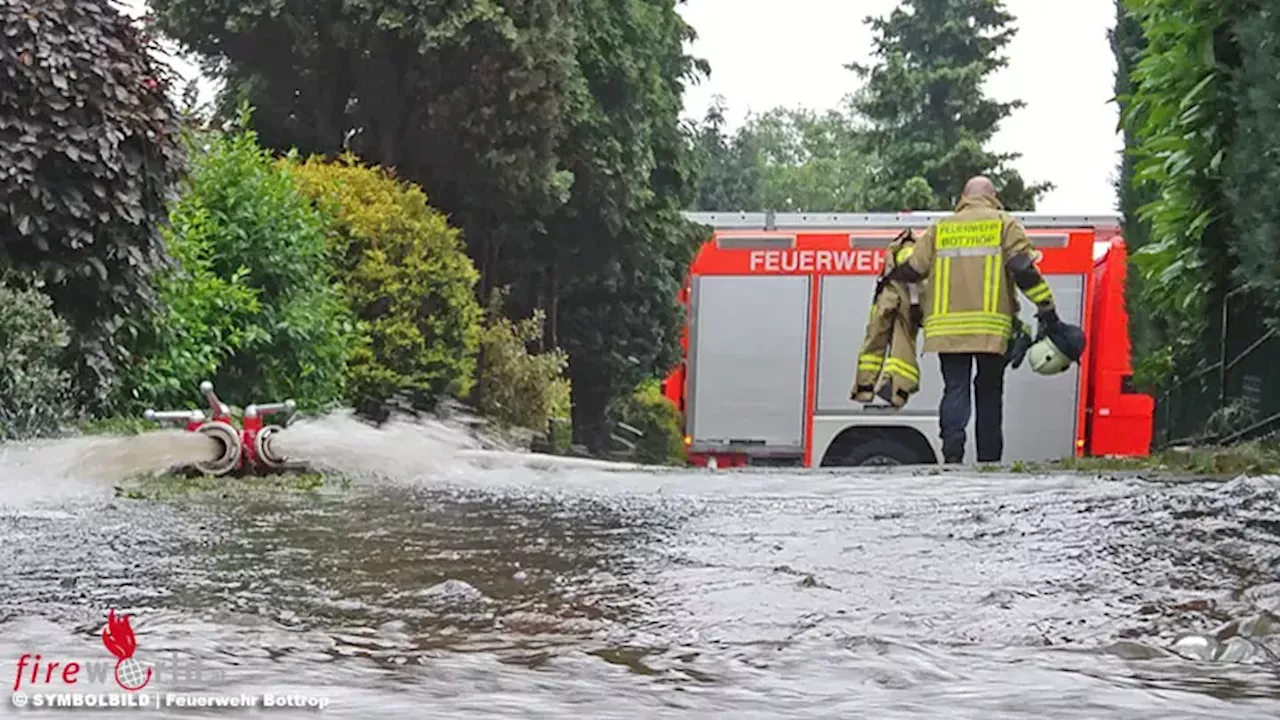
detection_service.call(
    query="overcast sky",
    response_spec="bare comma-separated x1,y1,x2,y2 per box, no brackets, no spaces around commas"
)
678,0,1123,214
121,0,1123,214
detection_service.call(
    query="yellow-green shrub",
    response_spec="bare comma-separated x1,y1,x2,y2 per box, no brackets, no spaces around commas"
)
613,379,685,466
474,290,570,431
287,154,483,417
546,370,573,452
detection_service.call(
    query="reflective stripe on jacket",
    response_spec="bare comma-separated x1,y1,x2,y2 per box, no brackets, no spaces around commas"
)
852,231,922,407
900,194,1056,355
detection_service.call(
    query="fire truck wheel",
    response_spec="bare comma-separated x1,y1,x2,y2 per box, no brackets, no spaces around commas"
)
834,438,923,467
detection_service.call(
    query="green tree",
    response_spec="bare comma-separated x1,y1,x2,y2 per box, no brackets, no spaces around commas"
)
546,0,705,451
147,0,705,452
147,0,582,305
1110,0,1160,380
687,96,761,211
1223,6,1280,318
847,0,1050,211
742,104,875,212
0,0,186,409
688,98,880,214
1118,0,1238,388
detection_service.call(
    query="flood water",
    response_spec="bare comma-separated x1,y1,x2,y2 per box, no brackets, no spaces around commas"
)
1,412,1279,718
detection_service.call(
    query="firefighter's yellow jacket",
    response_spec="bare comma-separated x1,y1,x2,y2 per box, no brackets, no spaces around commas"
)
851,230,922,408
896,193,1058,355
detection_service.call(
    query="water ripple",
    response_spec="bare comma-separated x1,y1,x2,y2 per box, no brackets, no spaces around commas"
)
1,417,1278,717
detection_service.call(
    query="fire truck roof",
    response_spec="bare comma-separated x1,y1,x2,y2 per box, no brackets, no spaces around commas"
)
682,211,1122,231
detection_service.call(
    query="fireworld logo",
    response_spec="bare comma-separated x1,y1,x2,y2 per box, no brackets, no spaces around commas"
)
14,610,223,693
101,610,151,691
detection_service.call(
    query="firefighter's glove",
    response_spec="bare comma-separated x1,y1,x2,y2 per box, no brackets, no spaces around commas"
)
1035,308,1063,339
882,229,916,279
1005,318,1032,369
893,244,914,266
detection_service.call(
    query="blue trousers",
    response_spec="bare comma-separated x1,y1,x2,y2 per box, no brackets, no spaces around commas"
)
938,352,1006,463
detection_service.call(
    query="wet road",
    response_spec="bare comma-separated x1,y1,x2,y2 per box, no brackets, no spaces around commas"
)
2,431,1280,718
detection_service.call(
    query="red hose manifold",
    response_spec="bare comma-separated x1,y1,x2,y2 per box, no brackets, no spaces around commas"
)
143,381,304,477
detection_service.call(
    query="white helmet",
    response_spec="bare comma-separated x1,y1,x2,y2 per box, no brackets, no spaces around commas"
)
1028,336,1072,375
1028,322,1086,376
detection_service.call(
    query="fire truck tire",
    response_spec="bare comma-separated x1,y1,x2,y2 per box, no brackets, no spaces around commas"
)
831,438,924,467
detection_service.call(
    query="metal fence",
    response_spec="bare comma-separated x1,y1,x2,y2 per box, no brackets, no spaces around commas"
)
1154,288,1280,447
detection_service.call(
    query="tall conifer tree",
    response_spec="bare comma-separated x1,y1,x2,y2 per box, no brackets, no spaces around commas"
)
848,0,1049,210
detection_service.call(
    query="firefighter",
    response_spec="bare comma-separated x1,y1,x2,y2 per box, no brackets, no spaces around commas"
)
885,176,1065,464
851,228,923,408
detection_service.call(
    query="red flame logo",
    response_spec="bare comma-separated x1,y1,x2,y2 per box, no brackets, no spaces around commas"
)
101,610,152,691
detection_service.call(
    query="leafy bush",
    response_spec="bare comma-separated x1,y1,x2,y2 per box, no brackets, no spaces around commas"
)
286,154,483,418
117,107,352,411
474,290,570,431
0,0,186,406
115,192,262,410
612,379,685,466
1119,0,1236,387
76,416,156,437
0,279,75,440
546,373,574,453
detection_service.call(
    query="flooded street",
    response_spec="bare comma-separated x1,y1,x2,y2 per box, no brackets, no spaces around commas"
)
2,416,1279,718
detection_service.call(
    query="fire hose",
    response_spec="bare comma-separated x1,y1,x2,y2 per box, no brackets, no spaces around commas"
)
143,381,306,477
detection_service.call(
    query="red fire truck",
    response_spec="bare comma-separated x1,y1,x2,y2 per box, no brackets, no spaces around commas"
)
661,211,1155,468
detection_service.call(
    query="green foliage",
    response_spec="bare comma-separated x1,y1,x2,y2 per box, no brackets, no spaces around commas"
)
474,290,570,431
0,280,75,440
557,219,700,450
116,190,262,410
1111,0,1154,252
546,379,574,453
148,0,584,297
1118,0,1238,388
1223,7,1280,318
997,440,1280,476
149,0,706,452
118,106,353,412
545,0,705,450
612,379,685,466
689,97,880,213
848,0,1050,211
287,153,483,418
1109,0,1161,384
0,0,186,406
687,97,761,211
77,415,155,437
115,470,348,501
743,105,874,212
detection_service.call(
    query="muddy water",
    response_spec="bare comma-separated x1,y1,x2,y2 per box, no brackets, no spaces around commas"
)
1,416,1279,718
0,431,220,504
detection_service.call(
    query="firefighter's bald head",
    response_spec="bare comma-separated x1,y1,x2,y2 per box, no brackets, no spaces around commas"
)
962,176,997,198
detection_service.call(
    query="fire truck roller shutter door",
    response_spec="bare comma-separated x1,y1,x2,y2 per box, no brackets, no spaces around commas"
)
687,275,809,453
